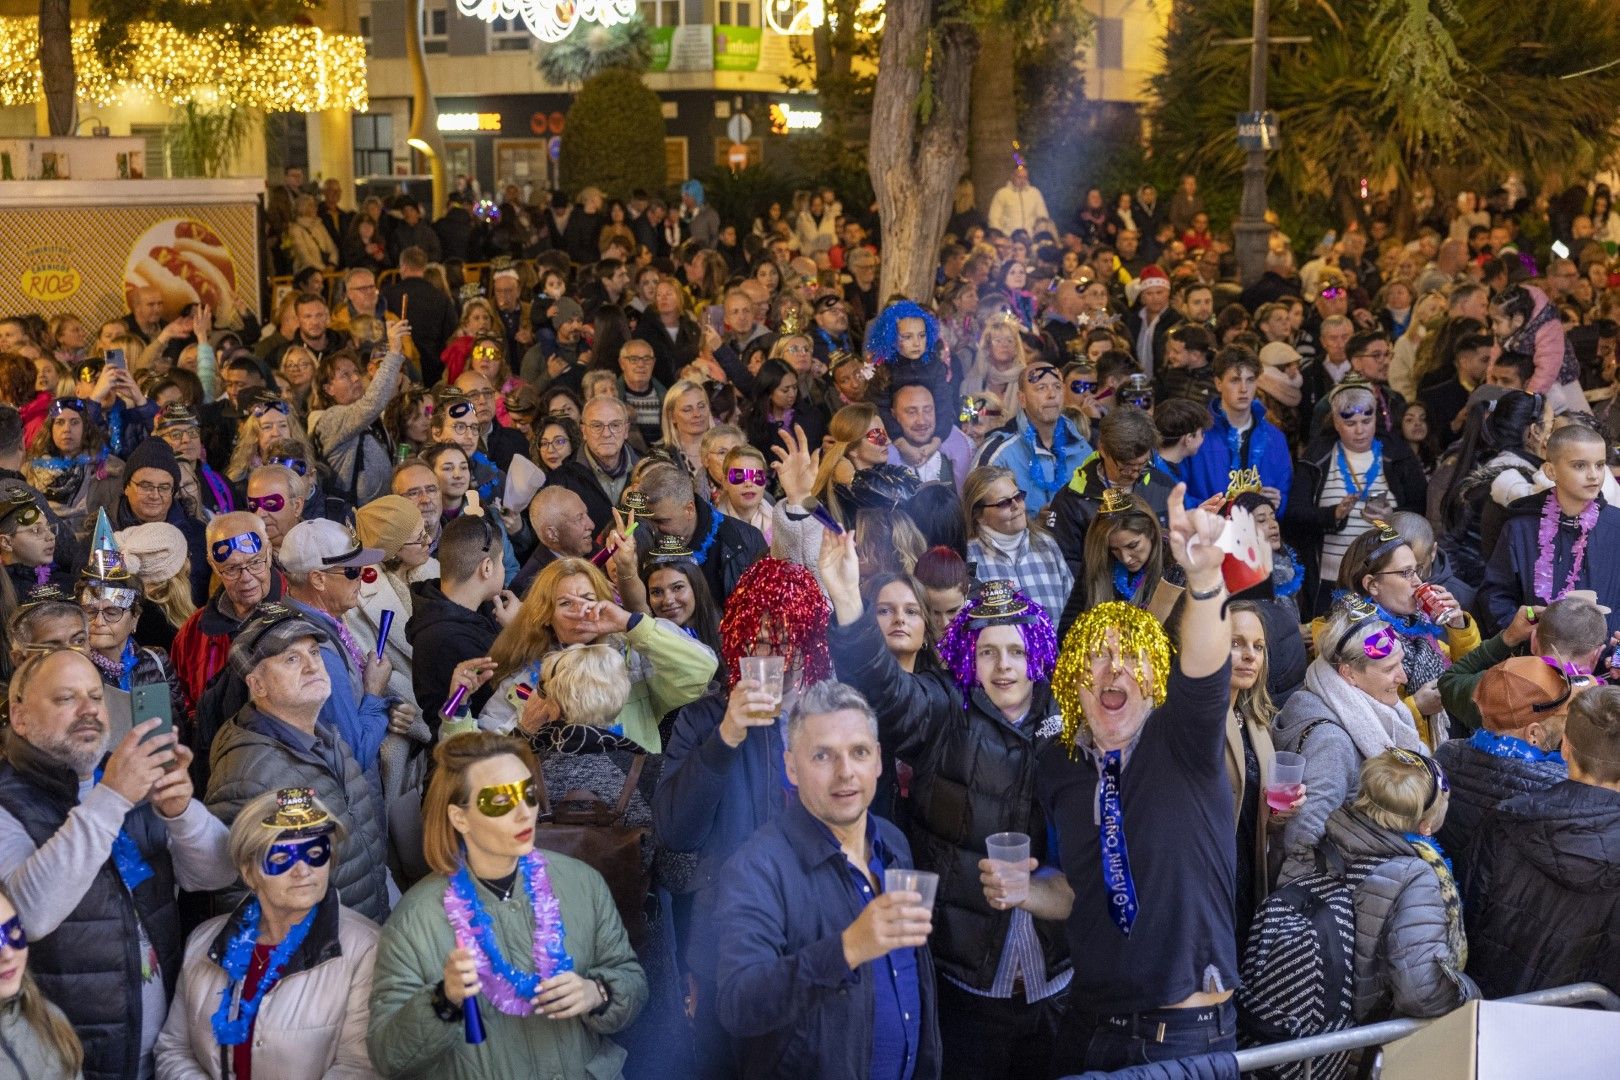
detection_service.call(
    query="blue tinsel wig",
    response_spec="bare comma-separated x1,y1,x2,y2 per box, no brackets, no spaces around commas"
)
864,300,940,365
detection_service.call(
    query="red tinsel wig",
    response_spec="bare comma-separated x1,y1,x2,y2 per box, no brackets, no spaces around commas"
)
718,558,831,687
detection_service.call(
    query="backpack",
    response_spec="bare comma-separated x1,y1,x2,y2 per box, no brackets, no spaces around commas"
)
1237,840,1362,1080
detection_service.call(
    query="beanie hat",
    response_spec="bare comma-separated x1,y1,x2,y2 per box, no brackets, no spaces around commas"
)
123,434,182,489
354,495,425,562
681,179,705,205
114,522,189,582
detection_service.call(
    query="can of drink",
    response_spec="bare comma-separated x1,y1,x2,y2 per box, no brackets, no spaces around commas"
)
1414,582,1449,625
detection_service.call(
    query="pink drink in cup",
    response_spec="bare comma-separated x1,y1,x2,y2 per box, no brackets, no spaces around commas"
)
1267,751,1306,812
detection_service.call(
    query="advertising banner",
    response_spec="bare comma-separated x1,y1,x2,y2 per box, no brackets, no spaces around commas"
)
714,25,762,71
0,197,259,326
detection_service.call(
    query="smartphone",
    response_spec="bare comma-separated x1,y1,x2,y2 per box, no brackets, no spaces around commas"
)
1551,240,1571,260
132,683,176,768
104,347,126,371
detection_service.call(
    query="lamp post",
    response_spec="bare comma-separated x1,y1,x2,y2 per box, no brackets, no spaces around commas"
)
405,0,447,218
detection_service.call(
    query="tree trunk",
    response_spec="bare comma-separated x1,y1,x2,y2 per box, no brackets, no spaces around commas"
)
869,0,979,302
38,0,74,136
969,34,1017,212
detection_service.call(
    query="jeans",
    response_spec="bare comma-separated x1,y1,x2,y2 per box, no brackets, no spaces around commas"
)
1055,1000,1238,1073
936,977,1066,1080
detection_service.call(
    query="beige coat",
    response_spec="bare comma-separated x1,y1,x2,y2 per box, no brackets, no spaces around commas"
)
154,900,381,1080
1225,705,1278,906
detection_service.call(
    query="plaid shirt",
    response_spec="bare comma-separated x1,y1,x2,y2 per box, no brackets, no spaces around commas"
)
967,530,1073,618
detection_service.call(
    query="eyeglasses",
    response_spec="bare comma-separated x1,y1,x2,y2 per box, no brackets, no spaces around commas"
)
622,352,656,364
270,456,309,477
262,833,333,876
463,388,496,402
216,553,270,582
247,493,286,514
445,422,477,438
585,420,629,435
727,467,767,486
402,531,431,549
475,779,538,817
131,480,174,497
81,603,132,624
864,428,889,447
1355,349,1393,362
976,491,1026,513
537,436,571,452
250,401,290,418
1372,566,1422,583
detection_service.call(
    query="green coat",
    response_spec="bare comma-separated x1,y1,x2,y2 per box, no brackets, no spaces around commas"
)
367,854,647,1080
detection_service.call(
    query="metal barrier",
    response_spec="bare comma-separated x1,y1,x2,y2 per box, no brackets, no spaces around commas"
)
1233,982,1620,1074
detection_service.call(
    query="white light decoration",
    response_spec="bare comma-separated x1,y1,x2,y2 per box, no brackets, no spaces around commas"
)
764,0,883,37
456,0,639,43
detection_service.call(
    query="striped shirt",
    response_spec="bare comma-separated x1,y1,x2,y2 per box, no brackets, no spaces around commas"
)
1317,445,1392,583
944,907,1072,1002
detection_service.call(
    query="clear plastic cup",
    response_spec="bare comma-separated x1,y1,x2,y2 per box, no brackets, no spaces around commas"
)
1267,751,1307,813
739,655,785,716
985,831,1031,905
883,868,940,911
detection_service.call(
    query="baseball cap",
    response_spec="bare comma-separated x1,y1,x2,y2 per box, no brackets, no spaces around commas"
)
1474,656,1582,730
279,520,383,578
1258,341,1303,368
230,601,331,677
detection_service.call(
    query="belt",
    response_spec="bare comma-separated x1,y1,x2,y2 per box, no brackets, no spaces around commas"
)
1080,1002,1233,1043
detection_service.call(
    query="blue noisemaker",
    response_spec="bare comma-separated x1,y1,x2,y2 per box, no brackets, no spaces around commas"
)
377,610,395,660
464,995,486,1044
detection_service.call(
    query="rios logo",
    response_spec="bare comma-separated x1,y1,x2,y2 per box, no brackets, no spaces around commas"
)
19,245,80,302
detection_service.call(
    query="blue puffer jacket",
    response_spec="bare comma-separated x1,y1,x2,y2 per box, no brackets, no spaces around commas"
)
1185,400,1294,512
1433,736,1565,881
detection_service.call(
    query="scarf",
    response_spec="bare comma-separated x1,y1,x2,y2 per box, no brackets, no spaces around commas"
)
979,526,1024,559
1257,365,1303,408
1302,657,1425,761
1402,833,1467,969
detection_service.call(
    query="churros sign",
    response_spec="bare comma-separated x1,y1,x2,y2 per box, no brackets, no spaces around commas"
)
0,202,257,325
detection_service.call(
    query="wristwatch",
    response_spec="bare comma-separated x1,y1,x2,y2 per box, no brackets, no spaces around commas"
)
431,980,464,1022
588,977,613,1017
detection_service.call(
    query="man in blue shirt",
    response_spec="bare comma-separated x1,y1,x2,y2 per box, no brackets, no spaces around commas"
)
982,362,1093,516
714,680,943,1079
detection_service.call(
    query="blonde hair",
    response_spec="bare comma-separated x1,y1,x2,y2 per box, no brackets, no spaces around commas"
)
968,314,1028,392
458,297,500,335
227,411,315,482
1352,749,1449,833
489,558,617,682
1229,601,1276,727
541,644,630,727
422,732,539,876
659,378,712,446
961,465,1047,541
142,562,196,629
812,403,880,521
0,885,80,1076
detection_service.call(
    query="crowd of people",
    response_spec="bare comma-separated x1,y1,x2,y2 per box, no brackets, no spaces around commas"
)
0,161,1615,1080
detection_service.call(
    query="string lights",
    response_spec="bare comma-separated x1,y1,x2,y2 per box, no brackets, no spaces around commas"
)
454,0,639,44
0,18,368,112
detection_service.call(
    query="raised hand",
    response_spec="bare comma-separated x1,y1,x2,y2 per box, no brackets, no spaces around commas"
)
840,891,932,969
717,677,781,747
1165,482,1225,585
771,424,821,506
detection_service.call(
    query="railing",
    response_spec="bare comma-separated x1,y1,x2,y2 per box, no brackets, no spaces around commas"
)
1232,983,1620,1075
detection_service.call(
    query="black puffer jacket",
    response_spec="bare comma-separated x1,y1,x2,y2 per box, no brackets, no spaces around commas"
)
829,610,1070,989
1463,779,1620,997
1325,807,1478,1022
1432,737,1566,876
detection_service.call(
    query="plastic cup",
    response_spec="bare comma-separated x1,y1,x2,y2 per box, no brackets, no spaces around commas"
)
1267,751,1307,813
883,868,939,911
986,831,1031,906
739,655,785,716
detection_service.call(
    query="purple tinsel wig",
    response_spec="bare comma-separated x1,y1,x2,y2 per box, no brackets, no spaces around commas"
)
936,585,1058,704
864,300,940,365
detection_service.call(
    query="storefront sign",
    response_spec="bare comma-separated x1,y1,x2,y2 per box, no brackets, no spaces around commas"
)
439,112,503,132
769,102,822,133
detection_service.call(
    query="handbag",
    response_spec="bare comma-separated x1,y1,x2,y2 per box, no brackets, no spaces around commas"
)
534,754,650,947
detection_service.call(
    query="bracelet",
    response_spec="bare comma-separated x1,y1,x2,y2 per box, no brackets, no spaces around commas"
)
588,977,613,1017
1187,580,1226,602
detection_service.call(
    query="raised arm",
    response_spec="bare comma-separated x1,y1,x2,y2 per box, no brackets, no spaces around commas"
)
1165,482,1232,678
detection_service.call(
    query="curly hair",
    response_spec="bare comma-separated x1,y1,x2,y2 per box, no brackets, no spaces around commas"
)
718,558,830,688
936,586,1058,703
865,300,940,364
1052,601,1172,751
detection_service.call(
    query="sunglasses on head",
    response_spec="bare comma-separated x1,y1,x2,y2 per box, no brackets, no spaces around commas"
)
1122,390,1154,408
445,400,475,419
250,400,290,418
211,531,264,565
0,493,40,528
247,493,286,514
959,396,1002,424
1390,748,1449,812
270,456,309,477
727,467,767,486
1337,404,1374,419
50,397,87,418
864,428,889,447
1024,367,1061,385
262,832,333,876
1320,286,1346,301
1334,607,1398,662
476,779,538,817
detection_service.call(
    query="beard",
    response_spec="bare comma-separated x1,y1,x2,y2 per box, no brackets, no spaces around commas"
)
39,721,108,777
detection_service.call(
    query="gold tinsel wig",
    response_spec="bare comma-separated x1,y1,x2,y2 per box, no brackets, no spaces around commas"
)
1051,601,1172,753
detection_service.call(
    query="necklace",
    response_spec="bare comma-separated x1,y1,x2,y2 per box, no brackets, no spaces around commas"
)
1023,420,1070,505
1335,439,1383,500
211,899,319,1046
1112,561,1147,601
690,507,723,565
1533,492,1600,603
442,853,573,1015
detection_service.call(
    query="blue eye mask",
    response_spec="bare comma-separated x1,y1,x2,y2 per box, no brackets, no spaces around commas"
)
262,834,332,876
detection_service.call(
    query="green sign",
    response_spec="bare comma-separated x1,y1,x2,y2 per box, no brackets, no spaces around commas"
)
714,25,761,71
648,26,675,72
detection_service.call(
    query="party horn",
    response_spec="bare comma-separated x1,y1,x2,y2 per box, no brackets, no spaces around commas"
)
590,520,639,567
463,994,486,1044
376,610,395,660
442,683,469,720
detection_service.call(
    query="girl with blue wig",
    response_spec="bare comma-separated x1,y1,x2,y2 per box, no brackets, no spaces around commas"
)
864,299,959,440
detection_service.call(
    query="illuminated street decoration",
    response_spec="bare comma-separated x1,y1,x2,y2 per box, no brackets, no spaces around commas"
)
455,0,639,44
764,0,883,36
0,18,367,111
